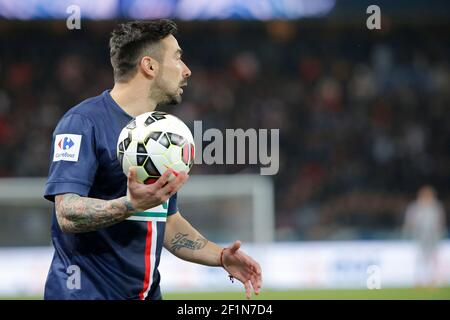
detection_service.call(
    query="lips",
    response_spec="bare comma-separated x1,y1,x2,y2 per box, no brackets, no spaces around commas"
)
179,83,187,94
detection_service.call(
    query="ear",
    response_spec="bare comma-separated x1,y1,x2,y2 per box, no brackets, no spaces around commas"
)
139,56,158,79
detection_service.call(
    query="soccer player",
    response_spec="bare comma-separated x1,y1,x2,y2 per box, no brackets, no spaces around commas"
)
44,19,262,300
403,185,447,288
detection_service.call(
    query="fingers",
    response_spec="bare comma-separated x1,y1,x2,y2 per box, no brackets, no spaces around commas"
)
164,165,179,177
129,166,188,195
160,171,189,196
152,170,173,189
252,261,263,295
244,259,262,296
127,166,139,188
251,271,262,295
229,240,241,254
244,280,252,300
227,249,262,299
253,261,262,276
128,166,135,179
129,168,189,203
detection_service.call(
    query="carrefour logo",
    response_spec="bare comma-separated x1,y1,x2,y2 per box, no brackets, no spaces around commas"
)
58,137,75,150
53,134,82,162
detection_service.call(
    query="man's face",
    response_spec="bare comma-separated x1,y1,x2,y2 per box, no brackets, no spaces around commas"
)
153,35,191,105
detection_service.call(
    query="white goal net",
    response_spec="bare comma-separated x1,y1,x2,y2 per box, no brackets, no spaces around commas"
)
0,174,275,245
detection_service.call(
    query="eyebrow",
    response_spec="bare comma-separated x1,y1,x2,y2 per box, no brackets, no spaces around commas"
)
175,48,183,57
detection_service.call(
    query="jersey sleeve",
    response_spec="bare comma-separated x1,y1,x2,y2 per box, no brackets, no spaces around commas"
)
44,113,98,202
167,193,178,215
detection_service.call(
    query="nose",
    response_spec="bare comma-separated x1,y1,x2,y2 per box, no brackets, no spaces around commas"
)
182,62,192,79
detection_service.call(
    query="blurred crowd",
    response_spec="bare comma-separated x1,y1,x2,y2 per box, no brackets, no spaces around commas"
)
0,21,449,240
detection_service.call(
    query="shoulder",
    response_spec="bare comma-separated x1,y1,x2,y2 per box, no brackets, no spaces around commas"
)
60,92,107,124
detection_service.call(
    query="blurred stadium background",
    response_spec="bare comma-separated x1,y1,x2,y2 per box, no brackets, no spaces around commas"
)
0,0,450,299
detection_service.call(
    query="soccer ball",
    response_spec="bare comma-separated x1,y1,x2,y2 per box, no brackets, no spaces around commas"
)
117,111,195,184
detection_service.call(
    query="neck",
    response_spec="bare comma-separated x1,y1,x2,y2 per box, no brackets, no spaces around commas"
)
110,79,158,118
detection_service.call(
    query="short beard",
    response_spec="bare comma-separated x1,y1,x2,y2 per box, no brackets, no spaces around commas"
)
159,91,181,106
153,77,182,106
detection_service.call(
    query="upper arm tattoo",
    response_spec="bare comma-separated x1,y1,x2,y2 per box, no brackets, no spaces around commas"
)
55,194,135,233
169,232,208,252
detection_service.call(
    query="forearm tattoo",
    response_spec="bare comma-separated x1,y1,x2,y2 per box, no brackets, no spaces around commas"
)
170,233,208,252
55,194,136,233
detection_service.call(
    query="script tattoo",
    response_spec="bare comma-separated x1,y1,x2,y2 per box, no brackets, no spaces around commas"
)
170,233,208,252
55,194,136,233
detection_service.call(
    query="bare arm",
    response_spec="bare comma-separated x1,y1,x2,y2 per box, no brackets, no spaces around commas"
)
164,212,262,299
164,212,222,266
55,193,136,233
55,167,189,234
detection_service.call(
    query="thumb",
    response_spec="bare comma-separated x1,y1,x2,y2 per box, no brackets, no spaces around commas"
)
128,167,137,185
229,240,241,254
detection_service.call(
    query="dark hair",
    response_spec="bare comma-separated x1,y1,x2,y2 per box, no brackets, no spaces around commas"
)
109,19,178,82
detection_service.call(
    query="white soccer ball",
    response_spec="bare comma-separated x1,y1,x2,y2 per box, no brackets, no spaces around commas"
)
117,111,195,184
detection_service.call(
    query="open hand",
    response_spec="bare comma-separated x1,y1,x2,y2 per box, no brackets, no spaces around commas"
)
221,240,263,299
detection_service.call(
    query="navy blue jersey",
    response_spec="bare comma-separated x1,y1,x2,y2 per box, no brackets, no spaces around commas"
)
43,90,178,300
